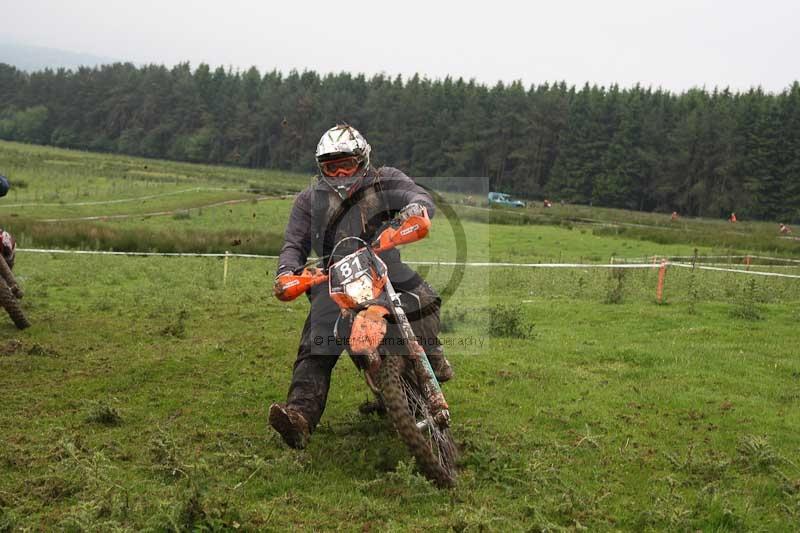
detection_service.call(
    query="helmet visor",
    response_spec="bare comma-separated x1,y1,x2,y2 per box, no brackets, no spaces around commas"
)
320,156,360,178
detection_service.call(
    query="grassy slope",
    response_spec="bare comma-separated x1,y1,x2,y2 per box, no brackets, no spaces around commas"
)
1,141,800,530
4,140,799,260
0,141,309,255
0,141,307,205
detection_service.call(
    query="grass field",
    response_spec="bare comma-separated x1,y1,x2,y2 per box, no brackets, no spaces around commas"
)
3,140,799,260
2,141,800,530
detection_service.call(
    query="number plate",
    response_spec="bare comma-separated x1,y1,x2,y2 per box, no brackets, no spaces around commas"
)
330,249,372,289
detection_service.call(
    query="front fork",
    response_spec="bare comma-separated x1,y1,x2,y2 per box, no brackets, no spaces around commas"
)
384,281,451,428
345,281,451,428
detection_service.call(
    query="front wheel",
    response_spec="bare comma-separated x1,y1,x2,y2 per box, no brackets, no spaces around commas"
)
379,355,457,487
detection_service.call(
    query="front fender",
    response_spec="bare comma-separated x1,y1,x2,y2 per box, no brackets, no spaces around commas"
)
349,305,389,355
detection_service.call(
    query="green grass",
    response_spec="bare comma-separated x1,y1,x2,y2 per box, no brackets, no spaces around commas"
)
4,140,800,261
0,141,308,213
2,253,799,530
1,140,309,255
2,140,800,530
449,199,800,258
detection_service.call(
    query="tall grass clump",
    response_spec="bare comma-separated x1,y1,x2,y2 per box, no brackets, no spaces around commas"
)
604,267,628,304
486,304,535,338
730,278,763,320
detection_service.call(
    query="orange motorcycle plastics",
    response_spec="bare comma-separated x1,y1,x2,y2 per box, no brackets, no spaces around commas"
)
329,249,389,309
349,305,389,355
373,210,431,253
274,269,328,302
275,208,431,303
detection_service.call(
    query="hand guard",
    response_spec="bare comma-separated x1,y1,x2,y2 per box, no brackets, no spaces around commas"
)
273,267,320,299
273,272,292,298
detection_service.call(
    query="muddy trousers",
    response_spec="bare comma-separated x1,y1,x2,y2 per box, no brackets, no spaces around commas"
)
286,279,443,432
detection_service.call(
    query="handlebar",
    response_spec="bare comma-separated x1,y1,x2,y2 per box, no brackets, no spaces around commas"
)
274,207,431,301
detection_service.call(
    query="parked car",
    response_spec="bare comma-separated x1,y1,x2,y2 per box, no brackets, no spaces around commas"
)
488,191,525,208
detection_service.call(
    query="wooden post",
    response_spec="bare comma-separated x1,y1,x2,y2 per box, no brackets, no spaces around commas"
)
223,251,230,286
656,259,668,304
744,255,751,271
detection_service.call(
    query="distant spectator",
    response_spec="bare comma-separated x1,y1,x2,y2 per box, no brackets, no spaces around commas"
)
0,175,8,197
729,212,737,223
779,223,792,235
671,211,679,221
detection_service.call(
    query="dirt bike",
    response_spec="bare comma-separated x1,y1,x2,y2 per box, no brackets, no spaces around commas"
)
0,229,30,329
275,206,457,486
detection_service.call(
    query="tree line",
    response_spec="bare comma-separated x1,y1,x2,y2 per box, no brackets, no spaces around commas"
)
0,62,798,222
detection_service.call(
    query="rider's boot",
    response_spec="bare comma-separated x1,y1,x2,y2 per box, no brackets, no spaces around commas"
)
427,347,454,382
269,403,310,450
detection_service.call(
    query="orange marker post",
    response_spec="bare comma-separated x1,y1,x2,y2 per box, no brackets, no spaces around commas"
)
656,259,668,304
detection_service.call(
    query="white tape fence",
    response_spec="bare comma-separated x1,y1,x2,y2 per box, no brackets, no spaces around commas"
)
16,247,800,279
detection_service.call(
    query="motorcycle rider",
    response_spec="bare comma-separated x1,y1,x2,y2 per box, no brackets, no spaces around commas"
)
269,124,453,449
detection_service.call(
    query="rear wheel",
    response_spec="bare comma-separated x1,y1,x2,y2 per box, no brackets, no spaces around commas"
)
0,275,29,329
379,355,457,487
0,256,22,298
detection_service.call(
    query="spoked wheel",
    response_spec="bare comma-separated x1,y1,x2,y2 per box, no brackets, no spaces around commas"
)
379,355,457,487
0,275,29,330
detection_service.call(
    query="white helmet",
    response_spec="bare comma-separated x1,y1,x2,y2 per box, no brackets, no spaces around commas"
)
315,125,371,198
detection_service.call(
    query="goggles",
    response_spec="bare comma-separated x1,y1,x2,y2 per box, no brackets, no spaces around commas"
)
320,156,361,178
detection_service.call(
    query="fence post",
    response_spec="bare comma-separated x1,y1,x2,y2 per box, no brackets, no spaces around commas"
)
656,259,668,304
223,250,230,286
744,255,751,271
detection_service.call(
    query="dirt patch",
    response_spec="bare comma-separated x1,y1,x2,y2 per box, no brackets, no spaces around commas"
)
0,340,59,357
26,343,59,357
0,339,24,356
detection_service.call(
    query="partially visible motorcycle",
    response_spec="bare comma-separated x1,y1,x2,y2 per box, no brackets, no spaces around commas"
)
275,206,457,486
0,229,30,329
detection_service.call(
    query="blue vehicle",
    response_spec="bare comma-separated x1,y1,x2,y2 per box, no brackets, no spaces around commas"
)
488,191,525,208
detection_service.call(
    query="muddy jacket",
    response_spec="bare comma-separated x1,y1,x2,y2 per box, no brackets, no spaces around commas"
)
278,167,435,289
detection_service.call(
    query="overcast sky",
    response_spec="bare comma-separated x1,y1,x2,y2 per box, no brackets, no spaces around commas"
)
1,0,798,93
